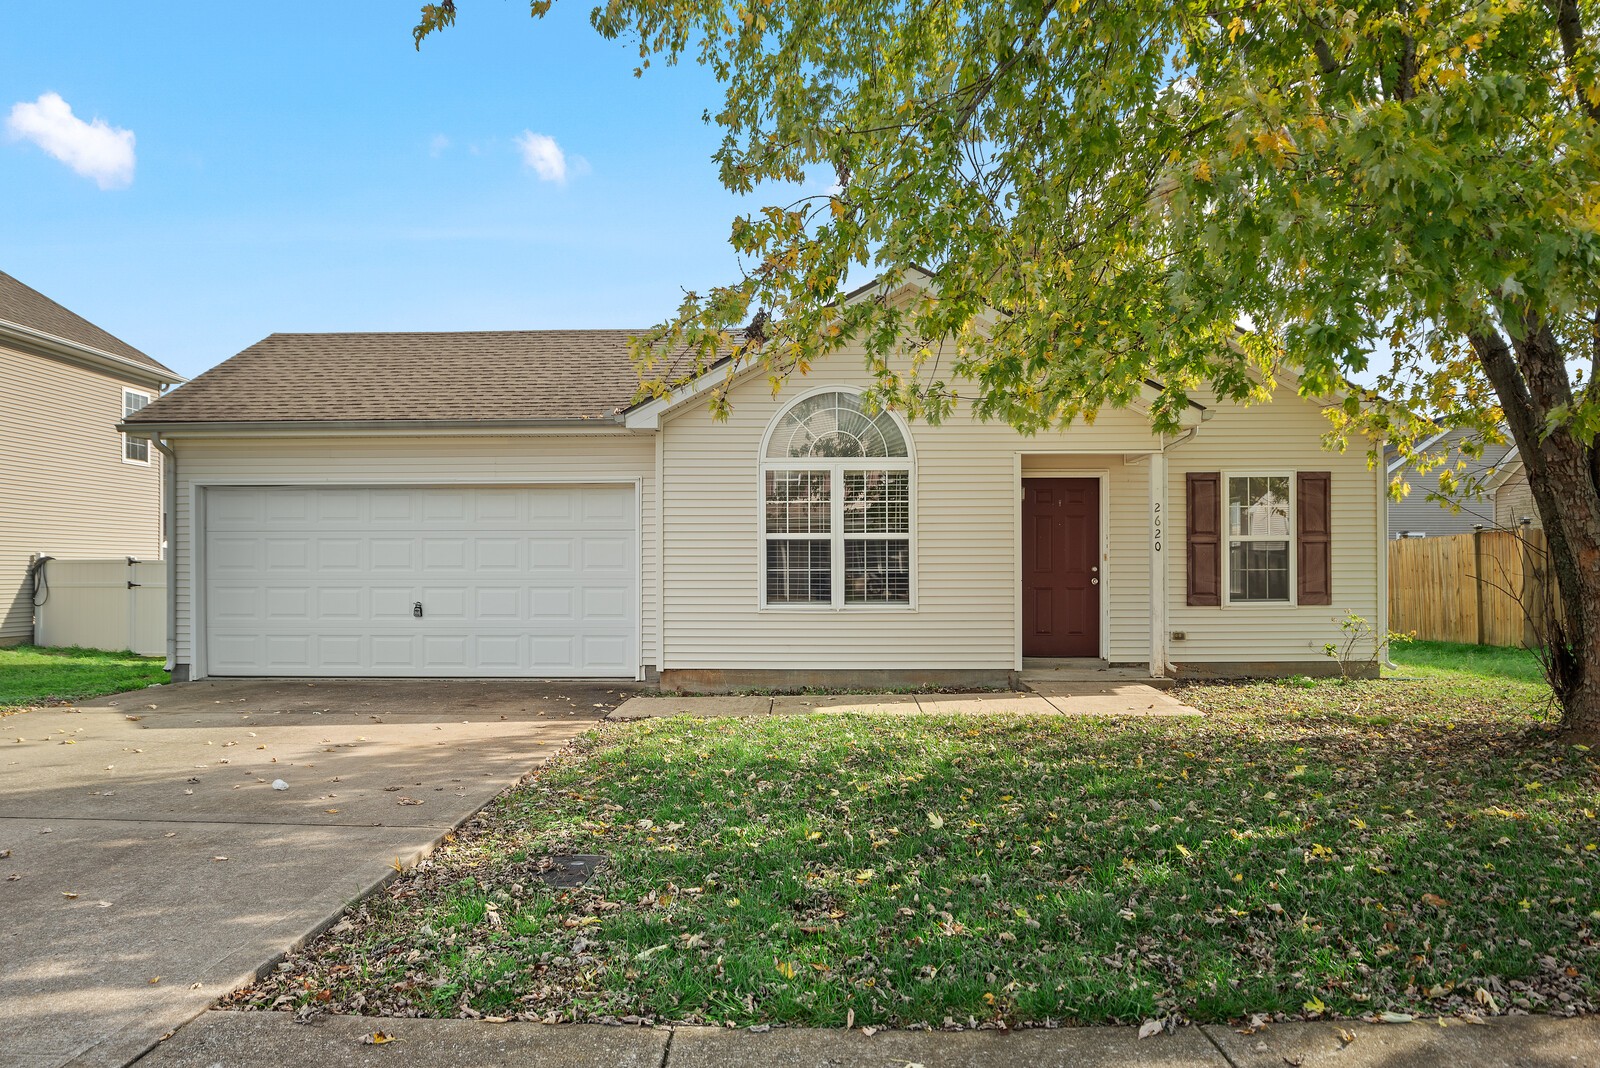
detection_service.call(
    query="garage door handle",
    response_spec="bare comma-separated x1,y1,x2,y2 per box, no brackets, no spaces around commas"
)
413,602,423,618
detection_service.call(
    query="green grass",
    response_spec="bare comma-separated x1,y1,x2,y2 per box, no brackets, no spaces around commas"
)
0,644,168,713
1390,638,1549,686
233,660,1598,1029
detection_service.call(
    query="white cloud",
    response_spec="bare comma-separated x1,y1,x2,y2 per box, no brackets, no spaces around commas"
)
6,92,136,189
428,134,451,157
515,131,567,183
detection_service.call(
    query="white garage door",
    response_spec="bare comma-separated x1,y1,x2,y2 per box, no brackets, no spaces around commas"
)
203,485,636,678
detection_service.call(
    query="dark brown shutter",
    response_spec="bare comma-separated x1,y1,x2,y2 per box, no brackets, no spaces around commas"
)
1186,472,1222,606
1297,472,1332,605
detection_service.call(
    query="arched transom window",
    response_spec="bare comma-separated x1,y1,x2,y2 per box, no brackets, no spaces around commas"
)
760,390,914,607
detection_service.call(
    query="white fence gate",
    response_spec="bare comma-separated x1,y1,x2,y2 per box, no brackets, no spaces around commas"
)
33,558,167,657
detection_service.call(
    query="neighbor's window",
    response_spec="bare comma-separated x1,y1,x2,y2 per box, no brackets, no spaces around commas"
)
122,389,150,463
761,390,913,607
1226,474,1291,603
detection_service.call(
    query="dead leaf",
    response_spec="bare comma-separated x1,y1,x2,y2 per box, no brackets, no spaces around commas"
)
1137,1019,1163,1039
1421,893,1450,909
360,1031,398,1045
1337,1027,1356,1046
61,891,78,899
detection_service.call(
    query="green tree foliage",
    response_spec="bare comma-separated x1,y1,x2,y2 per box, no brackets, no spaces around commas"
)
417,1,1600,733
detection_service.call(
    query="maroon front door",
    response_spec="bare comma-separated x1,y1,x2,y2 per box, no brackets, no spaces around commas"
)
1022,477,1100,657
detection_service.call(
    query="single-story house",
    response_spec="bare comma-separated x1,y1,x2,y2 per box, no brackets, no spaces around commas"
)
1,269,183,645
123,277,1385,688
1385,425,1517,538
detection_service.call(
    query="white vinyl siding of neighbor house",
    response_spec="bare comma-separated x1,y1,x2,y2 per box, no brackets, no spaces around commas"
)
1166,388,1382,667
657,351,1167,672
166,433,658,674
0,344,165,644
1495,467,1540,530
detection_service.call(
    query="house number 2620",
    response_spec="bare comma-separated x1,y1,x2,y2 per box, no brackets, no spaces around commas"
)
1152,501,1163,553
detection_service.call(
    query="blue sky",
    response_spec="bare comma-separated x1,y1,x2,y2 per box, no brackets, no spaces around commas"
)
1,4,754,379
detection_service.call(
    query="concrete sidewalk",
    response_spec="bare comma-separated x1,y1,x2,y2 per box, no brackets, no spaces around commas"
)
136,1009,1600,1067
0,679,625,1068
610,684,1201,721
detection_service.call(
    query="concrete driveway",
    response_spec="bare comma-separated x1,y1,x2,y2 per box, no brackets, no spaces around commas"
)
0,677,633,1068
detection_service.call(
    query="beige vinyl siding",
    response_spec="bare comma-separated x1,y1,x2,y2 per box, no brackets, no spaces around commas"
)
658,351,1166,671
0,344,165,645
167,433,657,672
1166,388,1382,666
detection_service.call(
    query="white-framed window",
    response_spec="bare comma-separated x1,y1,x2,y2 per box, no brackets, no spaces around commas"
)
1224,473,1293,604
760,389,914,608
122,389,151,464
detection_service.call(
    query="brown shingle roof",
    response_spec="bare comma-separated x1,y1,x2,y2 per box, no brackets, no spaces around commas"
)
0,270,177,377
128,330,660,424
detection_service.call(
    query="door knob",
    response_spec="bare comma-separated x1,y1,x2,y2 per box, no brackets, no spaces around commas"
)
1091,578,1099,585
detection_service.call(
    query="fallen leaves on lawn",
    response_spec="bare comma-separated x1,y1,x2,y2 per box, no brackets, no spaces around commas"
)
221,673,1599,1031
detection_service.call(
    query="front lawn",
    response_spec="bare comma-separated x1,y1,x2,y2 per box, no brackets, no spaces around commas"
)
231,662,1598,1029
0,644,168,715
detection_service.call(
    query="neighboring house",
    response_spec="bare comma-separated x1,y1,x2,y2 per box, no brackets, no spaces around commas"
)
1488,451,1541,530
123,274,1385,687
1386,425,1517,538
1,271,183,645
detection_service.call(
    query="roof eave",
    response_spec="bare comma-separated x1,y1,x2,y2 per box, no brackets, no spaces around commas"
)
0,318,183,387
120,415,631,438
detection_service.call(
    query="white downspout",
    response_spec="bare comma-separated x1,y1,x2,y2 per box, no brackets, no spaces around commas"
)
153,435,178,674
1377,451,1393,671
1152,422,1207,677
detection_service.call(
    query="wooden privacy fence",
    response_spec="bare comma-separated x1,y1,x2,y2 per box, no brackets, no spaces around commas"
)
1388,529,1556,648
32,558,167,657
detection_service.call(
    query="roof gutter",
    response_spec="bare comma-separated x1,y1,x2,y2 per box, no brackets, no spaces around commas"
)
0,318,184,388
118,414,631,438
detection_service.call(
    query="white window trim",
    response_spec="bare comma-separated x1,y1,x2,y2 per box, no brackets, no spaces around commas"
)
756,385,917,611
1221,470,1296,607
122,389,152,466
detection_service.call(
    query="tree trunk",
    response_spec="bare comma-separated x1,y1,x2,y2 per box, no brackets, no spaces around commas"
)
1470,319,1600,741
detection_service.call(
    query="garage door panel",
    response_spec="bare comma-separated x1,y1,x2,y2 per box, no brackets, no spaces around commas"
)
371,635,416,667
369,490,416,523
371,539,414,570
317,587,363,619
314,491,365,523
263,490,311,522
264,588,310,619
472,490,522,523
529,537,574,570
582,537,631,571
210,536,261,571
318,635,363,669
370,587,418,619
476,539,521,570
210,586,261,620
205,486,636,678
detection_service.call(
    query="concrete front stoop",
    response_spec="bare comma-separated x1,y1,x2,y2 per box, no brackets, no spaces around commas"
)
133,1009,1600,1068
